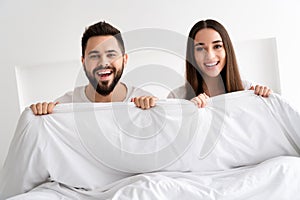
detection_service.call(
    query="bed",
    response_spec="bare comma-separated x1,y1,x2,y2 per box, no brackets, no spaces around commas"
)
1,90,300,199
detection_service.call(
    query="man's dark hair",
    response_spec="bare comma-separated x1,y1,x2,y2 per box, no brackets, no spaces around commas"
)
81,21,125,57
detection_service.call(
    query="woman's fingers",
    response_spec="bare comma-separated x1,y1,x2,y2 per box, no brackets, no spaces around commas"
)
191,93,209,108
254,85,272,97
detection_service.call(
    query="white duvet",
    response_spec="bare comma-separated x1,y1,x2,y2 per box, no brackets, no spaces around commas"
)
1,90,300,200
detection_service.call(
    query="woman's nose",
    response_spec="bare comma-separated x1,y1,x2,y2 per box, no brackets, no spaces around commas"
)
205,49,215,59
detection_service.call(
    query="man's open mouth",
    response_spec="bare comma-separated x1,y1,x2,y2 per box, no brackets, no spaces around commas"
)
96,70,113,78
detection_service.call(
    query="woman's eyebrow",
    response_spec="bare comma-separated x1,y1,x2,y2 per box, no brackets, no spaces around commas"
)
194,40,223,47
194,42,204,47
212,40,223,44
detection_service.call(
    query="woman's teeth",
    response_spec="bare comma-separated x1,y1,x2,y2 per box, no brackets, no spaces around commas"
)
205,62,218,67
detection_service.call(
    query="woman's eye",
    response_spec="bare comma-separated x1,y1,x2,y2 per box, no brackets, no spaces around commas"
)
214,44,223,49
195,47,204,52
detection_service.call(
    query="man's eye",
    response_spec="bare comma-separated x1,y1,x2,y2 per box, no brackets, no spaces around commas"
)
89,54,100,59
107,53,116,58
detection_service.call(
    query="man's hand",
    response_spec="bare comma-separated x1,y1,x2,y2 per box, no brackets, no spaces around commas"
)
131,96,158,110
30,102,59,115
190,93,209,108
250,85,272,97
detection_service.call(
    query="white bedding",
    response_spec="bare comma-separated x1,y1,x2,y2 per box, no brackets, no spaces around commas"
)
1,90,300,199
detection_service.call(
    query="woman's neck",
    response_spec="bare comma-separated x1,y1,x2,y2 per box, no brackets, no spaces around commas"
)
202,76,226,97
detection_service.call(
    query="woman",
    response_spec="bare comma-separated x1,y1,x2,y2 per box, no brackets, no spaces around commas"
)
166,19,271,108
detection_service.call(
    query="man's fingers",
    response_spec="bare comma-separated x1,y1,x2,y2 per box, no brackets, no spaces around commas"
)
133,98,141,108
42,102,48,115
139,97,146,109
149,97,157,107
30,101,59,115
36,103,43,115
141,97,149,109
30,104,38,115
47,102,58,114
132,96,157,109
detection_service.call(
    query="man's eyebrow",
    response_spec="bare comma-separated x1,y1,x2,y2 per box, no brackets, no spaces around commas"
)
88,49,119,55
105,49,118,53
88,50,100,55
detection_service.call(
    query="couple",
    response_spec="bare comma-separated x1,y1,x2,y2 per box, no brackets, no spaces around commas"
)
30,19,271,115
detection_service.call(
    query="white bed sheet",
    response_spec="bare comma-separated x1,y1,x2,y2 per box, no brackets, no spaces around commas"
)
5,156,300,200
1,90,300,199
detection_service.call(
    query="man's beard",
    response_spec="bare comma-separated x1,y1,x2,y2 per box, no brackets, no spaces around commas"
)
84,62,124,96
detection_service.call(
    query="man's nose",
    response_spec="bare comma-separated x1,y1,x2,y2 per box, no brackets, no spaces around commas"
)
98,57,110,66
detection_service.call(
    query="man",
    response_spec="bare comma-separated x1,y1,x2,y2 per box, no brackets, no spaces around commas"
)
30,21,156,114
0,21,159,199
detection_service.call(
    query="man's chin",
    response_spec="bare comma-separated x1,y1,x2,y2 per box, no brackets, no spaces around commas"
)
95,88,113,96
99,80,114,88
95,83,115,96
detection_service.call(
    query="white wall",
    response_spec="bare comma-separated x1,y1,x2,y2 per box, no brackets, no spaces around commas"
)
0,0,300,167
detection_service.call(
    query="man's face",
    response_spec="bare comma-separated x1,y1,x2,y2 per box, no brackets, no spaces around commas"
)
82,35,127,96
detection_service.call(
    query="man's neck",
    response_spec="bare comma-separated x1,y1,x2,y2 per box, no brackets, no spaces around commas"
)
85,83,127,102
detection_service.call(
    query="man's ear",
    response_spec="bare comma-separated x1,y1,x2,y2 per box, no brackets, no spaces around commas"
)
123,54,128,65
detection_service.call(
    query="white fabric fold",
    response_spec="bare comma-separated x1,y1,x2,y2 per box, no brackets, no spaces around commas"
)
1,90,300,199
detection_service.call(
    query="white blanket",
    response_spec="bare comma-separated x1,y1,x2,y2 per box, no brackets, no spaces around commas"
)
1,91,300,199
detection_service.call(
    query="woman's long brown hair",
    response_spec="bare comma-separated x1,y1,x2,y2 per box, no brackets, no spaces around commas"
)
185,19,244,99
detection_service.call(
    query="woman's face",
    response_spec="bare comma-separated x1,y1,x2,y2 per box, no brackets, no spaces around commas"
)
194,28,226,78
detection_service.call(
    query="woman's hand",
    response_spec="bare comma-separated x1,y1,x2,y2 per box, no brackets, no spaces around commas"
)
30,102,59,115
131,96,158,110
190,93,209,108
250,85,272,97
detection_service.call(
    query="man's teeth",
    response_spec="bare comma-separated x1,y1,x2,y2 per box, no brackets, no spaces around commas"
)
205,62,218,67
97,71,111,75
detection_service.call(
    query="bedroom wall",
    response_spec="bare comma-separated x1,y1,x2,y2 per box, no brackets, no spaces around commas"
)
0,0,299,167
